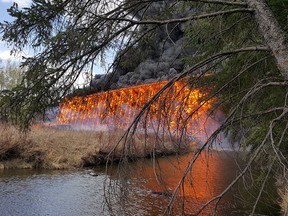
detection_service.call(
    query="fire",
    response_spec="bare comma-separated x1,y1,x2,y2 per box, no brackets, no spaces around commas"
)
57,81,212,137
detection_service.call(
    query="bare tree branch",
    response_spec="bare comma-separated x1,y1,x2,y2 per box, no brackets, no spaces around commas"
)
183,0,248,7
97,8,254,25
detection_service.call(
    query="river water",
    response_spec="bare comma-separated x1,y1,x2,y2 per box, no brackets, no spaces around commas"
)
0,151,280,216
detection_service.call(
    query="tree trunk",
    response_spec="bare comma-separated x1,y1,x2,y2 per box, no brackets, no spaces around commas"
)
246,0,288,80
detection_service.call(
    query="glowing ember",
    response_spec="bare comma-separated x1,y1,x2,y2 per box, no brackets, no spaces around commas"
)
57,81,212,137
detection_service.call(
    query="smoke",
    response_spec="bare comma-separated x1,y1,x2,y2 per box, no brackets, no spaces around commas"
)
91,26,187,91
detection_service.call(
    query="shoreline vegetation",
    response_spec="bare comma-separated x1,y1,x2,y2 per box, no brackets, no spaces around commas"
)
0,124,194,170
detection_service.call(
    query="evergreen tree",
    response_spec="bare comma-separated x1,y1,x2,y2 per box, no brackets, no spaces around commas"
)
1,0,288,214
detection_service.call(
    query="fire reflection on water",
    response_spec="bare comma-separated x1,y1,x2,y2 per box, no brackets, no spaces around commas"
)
112,151,239,215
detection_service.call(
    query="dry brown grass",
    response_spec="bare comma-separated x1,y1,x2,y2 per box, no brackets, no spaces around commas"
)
0,124,25,160
0,124,193,169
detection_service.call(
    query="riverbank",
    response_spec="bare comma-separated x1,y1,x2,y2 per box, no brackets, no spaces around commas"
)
0,124,194,169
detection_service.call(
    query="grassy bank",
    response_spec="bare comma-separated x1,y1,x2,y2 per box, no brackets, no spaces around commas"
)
0,124,193,169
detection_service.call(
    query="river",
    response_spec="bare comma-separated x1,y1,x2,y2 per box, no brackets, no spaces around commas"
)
0,151,280,216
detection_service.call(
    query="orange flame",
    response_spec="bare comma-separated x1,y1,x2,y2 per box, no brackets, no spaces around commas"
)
57,81,212,137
